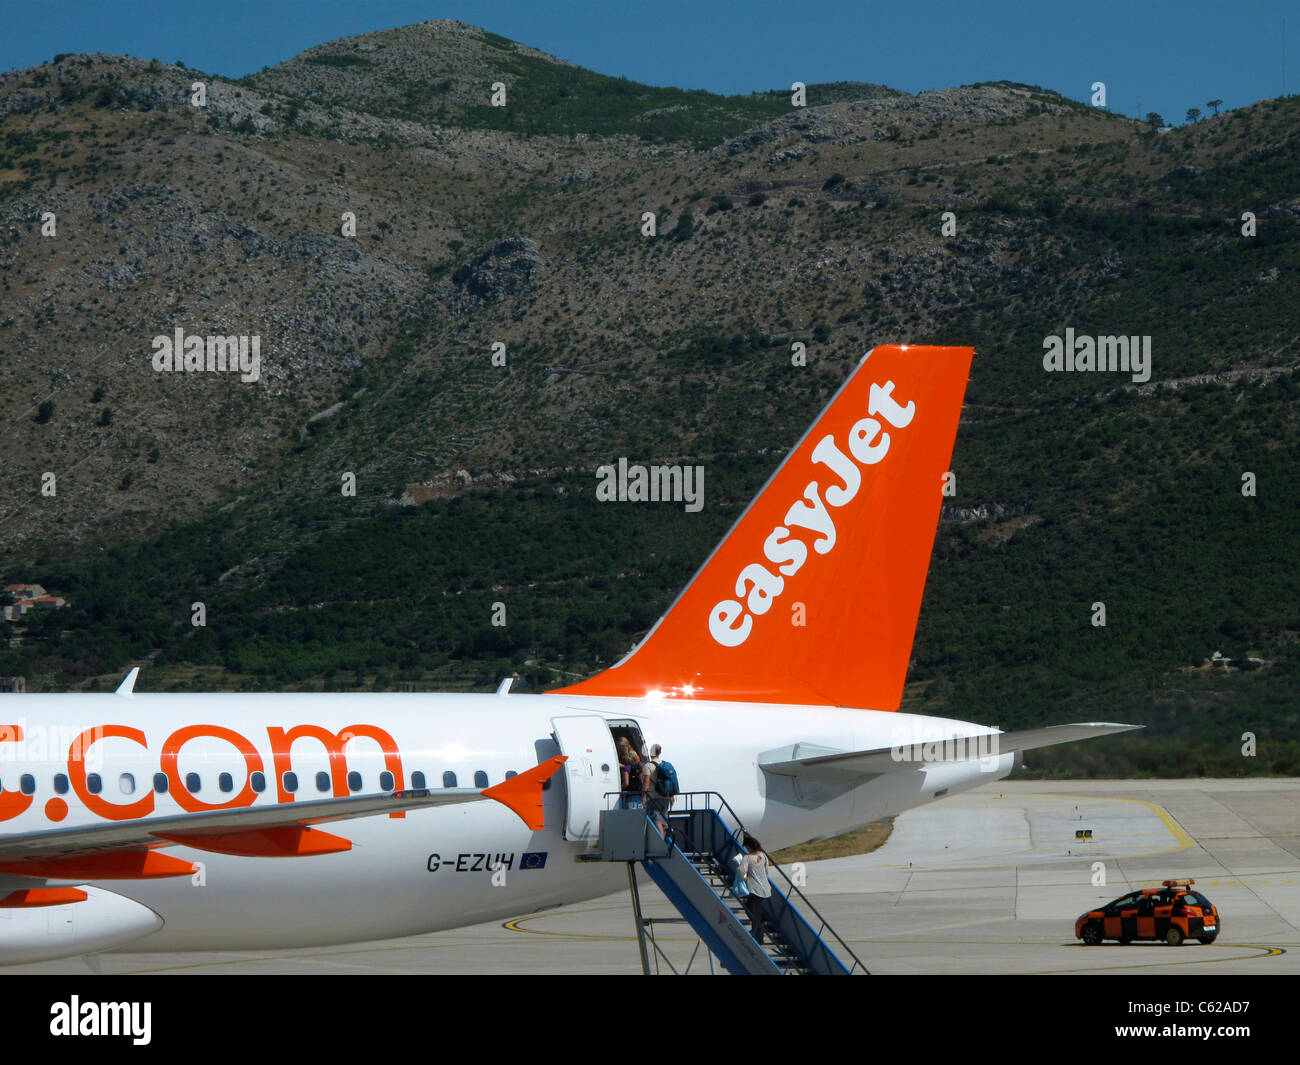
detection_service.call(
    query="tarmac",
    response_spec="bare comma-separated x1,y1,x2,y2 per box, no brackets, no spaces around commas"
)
13,778,1300,974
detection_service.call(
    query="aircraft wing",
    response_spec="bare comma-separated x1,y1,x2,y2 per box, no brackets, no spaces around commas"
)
0,788,484,863
0,756,566,878
760,723,1142,780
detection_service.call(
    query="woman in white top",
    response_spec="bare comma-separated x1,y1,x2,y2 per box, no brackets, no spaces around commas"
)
736,834,773,945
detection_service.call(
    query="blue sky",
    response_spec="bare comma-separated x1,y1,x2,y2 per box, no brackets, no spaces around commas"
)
3,1,1294,123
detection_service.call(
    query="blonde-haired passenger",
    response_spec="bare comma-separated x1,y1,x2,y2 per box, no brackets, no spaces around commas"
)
617,736,643,809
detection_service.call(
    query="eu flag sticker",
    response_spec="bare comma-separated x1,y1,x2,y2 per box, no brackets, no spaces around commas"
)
520,852,548,870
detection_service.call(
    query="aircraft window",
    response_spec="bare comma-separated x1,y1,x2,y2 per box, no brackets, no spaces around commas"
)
87,773,102,794
505,770,517,780
186,773,201,793
54,773,69,794
410,771,426,789
154,773,169,793
316,771,330,792
20,773,35,795
347,771,362,792
283,772,298,793
474,770,489,788
219,773,234,793
443,771,458,788
379,771,394,791
250,771,266,793
119,773,135,795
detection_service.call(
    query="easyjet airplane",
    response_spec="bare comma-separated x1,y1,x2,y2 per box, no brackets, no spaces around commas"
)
0,345,1135,965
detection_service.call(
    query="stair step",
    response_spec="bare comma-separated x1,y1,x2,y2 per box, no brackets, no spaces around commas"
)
640,806,860,975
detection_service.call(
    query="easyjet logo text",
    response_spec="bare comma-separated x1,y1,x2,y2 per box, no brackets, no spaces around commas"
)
708,380,915,647
0,722,405,823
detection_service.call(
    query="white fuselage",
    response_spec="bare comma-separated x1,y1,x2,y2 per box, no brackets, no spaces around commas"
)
0,692,1011,953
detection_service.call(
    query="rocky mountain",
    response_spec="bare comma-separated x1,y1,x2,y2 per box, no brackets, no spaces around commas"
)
1,20,1297,773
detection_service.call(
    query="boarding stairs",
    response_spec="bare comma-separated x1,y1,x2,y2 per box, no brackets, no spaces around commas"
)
591,791,867,975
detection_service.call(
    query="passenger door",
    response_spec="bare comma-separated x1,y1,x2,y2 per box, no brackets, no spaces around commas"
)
550,715,619,843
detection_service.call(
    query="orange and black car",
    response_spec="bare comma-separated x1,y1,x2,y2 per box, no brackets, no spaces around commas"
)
1075,879,1220,946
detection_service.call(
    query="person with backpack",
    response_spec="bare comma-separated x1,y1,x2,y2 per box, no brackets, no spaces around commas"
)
643,744,678,834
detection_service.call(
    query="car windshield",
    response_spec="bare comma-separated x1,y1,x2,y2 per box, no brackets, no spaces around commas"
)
1187,892,1212,908
1110,892,1141,909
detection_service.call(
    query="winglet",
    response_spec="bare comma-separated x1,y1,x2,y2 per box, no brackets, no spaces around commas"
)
115,667,140,698
481,756,567,831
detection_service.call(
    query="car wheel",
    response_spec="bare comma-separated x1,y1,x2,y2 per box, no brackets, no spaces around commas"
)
1081,922,1104,945
1165,926,1185,946
1198,935,1218,945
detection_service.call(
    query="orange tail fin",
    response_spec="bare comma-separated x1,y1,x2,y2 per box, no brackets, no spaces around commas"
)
551,345,973,710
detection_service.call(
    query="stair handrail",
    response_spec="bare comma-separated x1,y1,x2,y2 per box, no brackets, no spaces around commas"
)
662,791,870,975
599,789,869,974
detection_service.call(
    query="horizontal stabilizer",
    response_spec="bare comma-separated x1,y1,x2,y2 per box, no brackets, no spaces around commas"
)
761,723,1142,779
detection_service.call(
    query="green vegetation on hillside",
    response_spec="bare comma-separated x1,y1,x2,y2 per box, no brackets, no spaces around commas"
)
1,34,1298,779
431,61,790,147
